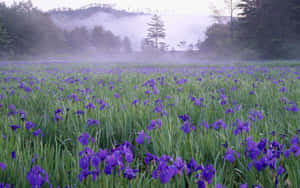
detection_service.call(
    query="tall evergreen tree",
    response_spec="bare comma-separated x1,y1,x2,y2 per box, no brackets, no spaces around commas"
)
145,14,166,49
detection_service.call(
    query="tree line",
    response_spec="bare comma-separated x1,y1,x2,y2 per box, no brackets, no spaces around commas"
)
0,1,132,59
201,0,300,59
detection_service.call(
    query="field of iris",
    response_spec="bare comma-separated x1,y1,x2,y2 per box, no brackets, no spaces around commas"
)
0,62,300,188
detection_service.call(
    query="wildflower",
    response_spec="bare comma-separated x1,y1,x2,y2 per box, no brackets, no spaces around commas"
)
233,119,250,136
147,119,162,131
17,109,26,121
26,165,49,188
0,163,5,171
74,110,84,116
9,125,20,131
135,130,150,144
195,164,215,185
198,121,209,129
84,103,95,110
284,135,300,158
123,166,138,180
79,156,89,170
71,93,78,102
186,158,197,174
248,110,264,121
114,93,120,99
224,148,240,163
243,137,262,160
86,119,100,126
212,120,226,130
178,114,190,122
152,156,177,184
1,134,6,140
225,108,234,114
132,99,139,106
144,153,158,165
99,102,108,110
11,151,16,160
33,129,44,137
78,133,94,146
25,121,36,131
7,105,16,116
180,121,195,134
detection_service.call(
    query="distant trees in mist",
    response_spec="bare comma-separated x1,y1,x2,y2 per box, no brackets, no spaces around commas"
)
0,1,132,59
141,14,168,53
201,0,300,59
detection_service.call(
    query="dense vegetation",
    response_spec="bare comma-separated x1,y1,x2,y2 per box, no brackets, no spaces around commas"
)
202,0,300,59
0,1,132,59
0,61,300,187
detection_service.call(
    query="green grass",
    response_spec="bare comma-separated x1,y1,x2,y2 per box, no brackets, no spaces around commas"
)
0,62,299,187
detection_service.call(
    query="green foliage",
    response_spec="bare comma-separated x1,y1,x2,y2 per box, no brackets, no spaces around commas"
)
0,1,132,59
202,0,300,59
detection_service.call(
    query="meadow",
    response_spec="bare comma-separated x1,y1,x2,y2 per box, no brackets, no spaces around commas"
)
0,61,300,188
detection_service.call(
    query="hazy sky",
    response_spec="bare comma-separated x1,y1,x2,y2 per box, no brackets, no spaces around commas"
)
1,0,227,15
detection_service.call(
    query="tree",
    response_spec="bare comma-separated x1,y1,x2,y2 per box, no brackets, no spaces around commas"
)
237,0,291,58
91,26,105,51
145,14,166,49
122,37,132,53
0,18,12,56
224,0,239,40
201,23,232,56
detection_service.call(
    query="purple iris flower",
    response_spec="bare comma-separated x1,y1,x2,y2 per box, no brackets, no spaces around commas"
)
74,110,84,116
195,164,215,184
135,130,150,144
99,102,108,110
198,121,209,129
212,120,226,130
180,121,195,134
123,166,138,180
144,153,158,165
114,93,120,99
9,125,20,131
147,119,162,131
11,151,16,160
7,104,17,116
78,132,94,146
86,119,100,126
152,155,177,184
225,108,234,114
25,121,36,131
17,109,26,121
284,135,300,158
243,137,262,160
26,165,49,188
0,163,5,171
84,103,95,110
224,148,240,163
233,119,250,136
178,114,190,122
132,99,139,106
33,129,44,137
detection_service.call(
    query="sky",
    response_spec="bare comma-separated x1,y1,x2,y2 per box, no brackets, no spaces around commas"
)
1,0,227,15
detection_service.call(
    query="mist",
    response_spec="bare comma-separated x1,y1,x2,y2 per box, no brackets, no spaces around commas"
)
50,12,213,50
1,1,300,63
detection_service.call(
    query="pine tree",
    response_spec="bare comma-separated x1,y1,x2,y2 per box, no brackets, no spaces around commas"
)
145,14,166,49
